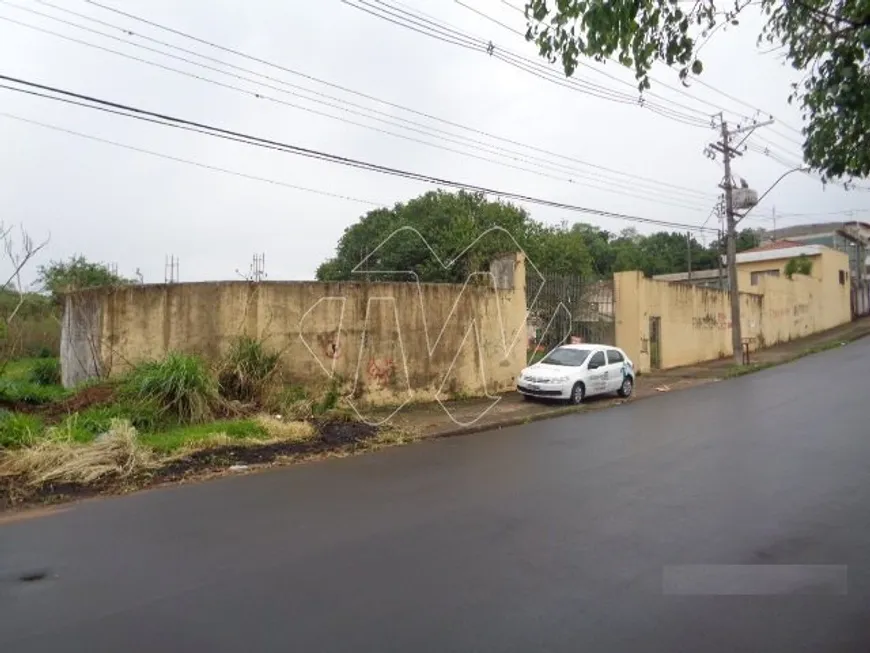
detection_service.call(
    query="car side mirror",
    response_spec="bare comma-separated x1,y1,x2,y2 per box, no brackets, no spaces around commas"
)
588,361,599,370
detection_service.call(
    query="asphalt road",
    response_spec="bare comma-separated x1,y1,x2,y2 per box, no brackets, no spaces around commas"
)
2,340,870,652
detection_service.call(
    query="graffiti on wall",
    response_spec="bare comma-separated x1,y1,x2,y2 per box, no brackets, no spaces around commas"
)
692,313,731,330
367,358,396,385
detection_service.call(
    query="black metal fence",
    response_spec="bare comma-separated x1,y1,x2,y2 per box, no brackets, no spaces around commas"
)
526,273,615,352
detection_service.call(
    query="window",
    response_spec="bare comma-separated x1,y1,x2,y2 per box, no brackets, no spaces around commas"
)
750,269,780,286
607,349,624,364
588,351,606,368
840,270,847,285
540,347,591,367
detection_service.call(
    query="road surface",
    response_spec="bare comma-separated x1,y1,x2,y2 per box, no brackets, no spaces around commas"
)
2,340,869,652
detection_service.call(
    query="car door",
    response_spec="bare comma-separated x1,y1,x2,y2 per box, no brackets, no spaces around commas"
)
605,348,627,393
585,349,608,395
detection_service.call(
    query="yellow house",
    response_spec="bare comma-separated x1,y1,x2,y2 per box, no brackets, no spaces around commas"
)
735,239,851,288
614,241,852,373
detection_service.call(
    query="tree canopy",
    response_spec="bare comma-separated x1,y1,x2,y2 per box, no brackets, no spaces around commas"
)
316,190,761,282
523,0,870,180
37,256,131,302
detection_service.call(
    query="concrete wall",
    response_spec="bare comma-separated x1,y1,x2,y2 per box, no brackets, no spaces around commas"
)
61,254,528,404
615,248,852,372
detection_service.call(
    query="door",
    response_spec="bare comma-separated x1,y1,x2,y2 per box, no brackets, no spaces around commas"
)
586,350,608,395
649,316,662,370
605,348,626,392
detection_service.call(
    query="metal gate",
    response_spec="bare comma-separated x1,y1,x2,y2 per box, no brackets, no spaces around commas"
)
852,283,870,318
526,273,615,352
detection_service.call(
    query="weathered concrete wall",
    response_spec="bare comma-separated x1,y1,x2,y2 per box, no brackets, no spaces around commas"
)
615,248,852,372
60,254,528,405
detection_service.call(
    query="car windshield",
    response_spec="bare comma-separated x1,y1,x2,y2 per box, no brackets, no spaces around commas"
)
540,347,591,367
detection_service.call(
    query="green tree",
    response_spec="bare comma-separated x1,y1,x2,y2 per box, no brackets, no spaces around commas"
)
524,0,870,180
37,256,131,302
316,190,593,282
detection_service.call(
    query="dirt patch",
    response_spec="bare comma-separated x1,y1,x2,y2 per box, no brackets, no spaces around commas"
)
42,384,116,418
0,383,117,420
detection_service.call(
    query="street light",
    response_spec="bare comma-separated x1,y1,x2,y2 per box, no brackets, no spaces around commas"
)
735,167,809,225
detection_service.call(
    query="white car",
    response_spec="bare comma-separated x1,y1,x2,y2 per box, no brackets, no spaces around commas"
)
517,344,635,404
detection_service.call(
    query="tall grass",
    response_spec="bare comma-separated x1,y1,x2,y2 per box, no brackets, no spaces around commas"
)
217,336,280,403
0,411,43,448
28,358,61,386
122,352,217,424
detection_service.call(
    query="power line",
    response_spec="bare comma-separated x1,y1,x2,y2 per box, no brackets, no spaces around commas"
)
0,73,719,233
0,13,712,213
0,110,385,206
500,0,808,138
5,0,718,204
341,0,713,127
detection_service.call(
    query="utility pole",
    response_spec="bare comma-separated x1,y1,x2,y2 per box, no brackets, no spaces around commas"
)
771,205,777,242
686,231,692,283
707,114,774,365
718,118,743,365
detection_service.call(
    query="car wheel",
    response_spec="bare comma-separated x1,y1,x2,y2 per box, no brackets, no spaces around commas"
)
570,382,585,405
618,376,633,398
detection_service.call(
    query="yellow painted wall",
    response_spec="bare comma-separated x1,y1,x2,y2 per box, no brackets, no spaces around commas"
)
615,247,852,372
737,254,824,281
61,254,528,405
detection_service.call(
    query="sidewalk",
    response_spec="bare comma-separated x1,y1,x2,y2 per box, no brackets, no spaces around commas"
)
381,316,870,439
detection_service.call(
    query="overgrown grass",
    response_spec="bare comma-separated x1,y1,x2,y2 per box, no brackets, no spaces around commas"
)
141,419,269,454
28,358,61,386
52,401,165,444
0,378,69,405
0,419,153,486
217,336,280,403
0,411,44,448
122,353,217,424
0,357,68,405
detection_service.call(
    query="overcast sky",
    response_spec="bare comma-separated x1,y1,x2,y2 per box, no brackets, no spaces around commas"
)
0,0,866,286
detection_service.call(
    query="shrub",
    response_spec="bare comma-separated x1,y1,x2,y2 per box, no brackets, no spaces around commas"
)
28,358,61,386
0,411,44,448
785,255,813,279
122,353,217,424
217,337,280,403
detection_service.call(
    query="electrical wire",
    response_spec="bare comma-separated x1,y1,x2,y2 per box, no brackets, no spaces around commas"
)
0,74,720,233
0,111,386,206
499,0,808,139
12,0,719,202
0,12,716,212
341,0,713,127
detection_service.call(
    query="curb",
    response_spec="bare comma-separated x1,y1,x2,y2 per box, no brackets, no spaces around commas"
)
424,325,870,441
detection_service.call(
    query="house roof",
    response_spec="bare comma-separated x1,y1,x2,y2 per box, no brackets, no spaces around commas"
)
772,221,870,240
741,239,807,255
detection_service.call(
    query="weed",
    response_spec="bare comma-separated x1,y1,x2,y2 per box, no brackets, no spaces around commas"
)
35,346,54,359
0,379,67,405
57,401,164,441
0,419,153,486
122,352,217,424
28,358,61,386
254,415,316,441
217,336,281,403
0,411,44,448
312,378,341,415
